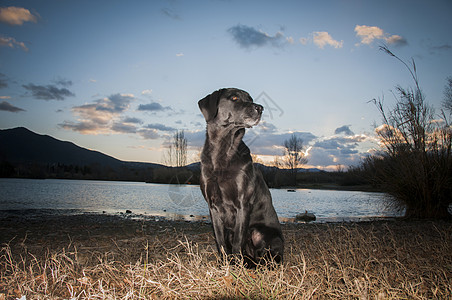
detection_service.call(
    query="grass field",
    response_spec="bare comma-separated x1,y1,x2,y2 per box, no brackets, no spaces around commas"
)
1,214,451,299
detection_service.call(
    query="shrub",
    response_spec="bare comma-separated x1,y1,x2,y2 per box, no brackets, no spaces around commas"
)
364,46,452,219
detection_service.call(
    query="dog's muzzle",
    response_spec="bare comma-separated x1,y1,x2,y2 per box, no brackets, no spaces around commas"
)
254,104,264,114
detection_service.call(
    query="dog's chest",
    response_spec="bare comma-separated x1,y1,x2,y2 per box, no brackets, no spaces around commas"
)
211,166,254,203
201,134,254,205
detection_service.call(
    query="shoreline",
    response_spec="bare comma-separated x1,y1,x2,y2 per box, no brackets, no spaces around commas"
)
0,208,402,225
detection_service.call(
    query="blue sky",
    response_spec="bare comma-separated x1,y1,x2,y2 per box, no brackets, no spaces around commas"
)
1,0,451,170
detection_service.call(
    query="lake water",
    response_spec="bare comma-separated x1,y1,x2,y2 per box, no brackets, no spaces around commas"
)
0,178,402,222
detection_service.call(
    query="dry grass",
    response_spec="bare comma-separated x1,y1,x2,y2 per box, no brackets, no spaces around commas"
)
1,216,451,299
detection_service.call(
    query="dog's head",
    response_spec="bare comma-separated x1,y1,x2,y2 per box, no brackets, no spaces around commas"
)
198,88,263,128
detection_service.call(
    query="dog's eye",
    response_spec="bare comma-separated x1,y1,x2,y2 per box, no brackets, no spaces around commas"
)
231,96,239,101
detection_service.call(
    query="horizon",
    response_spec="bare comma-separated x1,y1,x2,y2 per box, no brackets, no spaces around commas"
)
1,126,327,171
1,0,451,171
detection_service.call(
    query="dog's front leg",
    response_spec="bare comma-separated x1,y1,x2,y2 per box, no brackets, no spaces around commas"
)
209,207,229,254
232,204,249,254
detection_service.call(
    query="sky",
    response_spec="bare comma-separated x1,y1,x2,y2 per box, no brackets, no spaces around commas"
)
1,0,451,170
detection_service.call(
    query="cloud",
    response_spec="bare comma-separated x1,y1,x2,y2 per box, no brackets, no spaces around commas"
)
0,101,25,112
146,123,176,132
355,25,407,47
184,130,206,148
96,93,134,113
60,121,99,134
298,32,343,49
123,117,143,124
385,34,407,47
61,93,135,134
420,39,452,55
0,35,28,51
138,128,160,140
374,124,404,143
334,125,354,136
313,31,343,49
62,93,181,139
430,44,452,52
0,6,38,26
141,89,152,95
111,122,137,134
23,83,75,100
423,41,452,55
161,8,181,20
110,116,144,134
246,130,318,156
299,37,309,45
228,24,288,49
355,25,384,45
185,121,373,169
53,78,73,87
138,102,172,112
307,135,370,168
239,122,373,169
258,121,278,133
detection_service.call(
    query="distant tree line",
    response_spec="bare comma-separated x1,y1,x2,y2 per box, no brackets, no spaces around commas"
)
0,157,375,191
0,161,155,182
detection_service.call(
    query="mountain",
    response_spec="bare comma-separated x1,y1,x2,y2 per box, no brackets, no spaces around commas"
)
0,127,162,169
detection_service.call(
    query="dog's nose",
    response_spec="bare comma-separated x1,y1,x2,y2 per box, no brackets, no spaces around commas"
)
254,104,264,114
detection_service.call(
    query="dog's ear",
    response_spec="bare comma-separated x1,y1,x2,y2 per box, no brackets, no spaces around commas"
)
198,89,223,122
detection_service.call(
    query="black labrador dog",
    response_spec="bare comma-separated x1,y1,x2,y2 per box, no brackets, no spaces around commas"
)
198,88,284,267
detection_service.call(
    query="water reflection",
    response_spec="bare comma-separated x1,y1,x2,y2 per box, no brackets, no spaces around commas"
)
0,178,403,222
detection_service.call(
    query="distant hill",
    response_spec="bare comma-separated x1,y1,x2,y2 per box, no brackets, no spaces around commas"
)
0,127,163,169
298,167,323,173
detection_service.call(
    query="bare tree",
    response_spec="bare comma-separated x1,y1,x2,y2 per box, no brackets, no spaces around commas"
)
282,134,308,186
165,130,187,167
442,76,452,114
